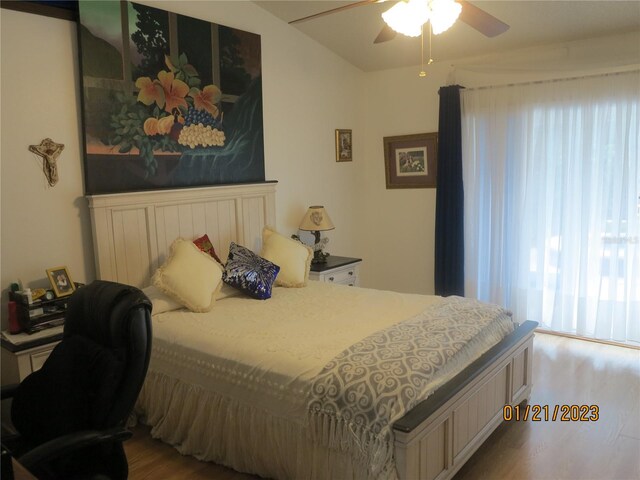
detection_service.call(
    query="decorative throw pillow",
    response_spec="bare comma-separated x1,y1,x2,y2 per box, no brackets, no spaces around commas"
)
152,238,223,312
260,226,313,287
223,242,280,300
193,233,223,265
142,285,183,315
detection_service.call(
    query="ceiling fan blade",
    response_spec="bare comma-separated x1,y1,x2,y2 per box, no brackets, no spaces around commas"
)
289,0,384,25
457,0,509,37
374,23,397,44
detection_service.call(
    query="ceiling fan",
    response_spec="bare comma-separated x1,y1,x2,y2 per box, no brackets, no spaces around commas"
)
288,0,509,44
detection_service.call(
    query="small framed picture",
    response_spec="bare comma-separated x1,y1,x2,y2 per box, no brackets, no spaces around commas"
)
383,132,438,188
46,266,76,297
335,129,352,162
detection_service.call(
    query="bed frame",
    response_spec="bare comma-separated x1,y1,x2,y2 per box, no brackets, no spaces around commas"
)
87,182,536,480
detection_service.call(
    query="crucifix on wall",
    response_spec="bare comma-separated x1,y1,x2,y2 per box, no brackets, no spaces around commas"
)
29,138,65,187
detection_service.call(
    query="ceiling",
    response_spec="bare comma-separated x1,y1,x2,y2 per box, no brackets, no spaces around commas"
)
255,1,640,72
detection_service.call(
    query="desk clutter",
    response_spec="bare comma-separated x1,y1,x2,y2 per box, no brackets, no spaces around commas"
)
7,283,84,335
1,325,64,352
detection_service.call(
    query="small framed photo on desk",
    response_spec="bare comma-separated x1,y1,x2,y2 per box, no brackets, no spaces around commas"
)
46,266,75,297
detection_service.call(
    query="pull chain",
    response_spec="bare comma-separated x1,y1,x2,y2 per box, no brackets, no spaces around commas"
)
428,22,434,65
419,24,426,77
419,23,434,77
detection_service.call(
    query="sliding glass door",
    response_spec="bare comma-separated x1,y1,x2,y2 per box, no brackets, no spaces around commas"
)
461,71,639,344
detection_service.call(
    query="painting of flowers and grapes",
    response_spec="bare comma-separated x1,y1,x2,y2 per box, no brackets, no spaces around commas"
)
78,1,264,194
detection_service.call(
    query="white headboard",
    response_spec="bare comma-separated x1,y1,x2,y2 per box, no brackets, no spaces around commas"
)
87,182,276,288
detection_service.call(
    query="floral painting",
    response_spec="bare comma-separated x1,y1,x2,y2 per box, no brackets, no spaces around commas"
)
78,1,264,194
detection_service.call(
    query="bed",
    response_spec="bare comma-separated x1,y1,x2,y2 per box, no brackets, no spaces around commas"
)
87,182,536,480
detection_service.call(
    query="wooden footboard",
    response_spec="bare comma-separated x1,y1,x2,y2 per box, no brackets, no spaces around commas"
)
393,320,537,480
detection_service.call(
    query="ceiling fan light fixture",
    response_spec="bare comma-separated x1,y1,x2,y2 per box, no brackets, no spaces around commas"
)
429,0,462,34
381,0,430,38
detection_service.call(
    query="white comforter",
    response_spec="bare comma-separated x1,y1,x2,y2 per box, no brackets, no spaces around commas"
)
137,282,514,479
146,282,441,422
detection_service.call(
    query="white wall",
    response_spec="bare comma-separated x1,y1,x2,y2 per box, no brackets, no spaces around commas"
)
0,2,364,328
357,62,450,294
0,11,94,315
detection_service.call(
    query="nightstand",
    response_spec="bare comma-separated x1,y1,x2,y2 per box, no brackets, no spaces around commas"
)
309,256,362,286
1,329,62,439
1,329,62,385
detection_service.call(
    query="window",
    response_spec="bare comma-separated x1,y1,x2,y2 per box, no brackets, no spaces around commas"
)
461,71,639,344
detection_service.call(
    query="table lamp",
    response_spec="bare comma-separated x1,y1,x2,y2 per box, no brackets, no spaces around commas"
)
299,206,335,264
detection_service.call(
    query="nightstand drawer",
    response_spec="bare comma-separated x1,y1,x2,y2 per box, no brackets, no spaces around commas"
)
324,267,357,284
309,257,362,286
2,336,61,385
30,349,54,372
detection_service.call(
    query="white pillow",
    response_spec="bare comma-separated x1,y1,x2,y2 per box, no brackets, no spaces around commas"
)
142,285,183,315
260,226,313,287
152,238,223,312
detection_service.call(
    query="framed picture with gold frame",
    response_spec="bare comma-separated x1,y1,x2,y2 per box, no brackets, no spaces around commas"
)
383,132,438,189
46,266,76,297
335,129,352,162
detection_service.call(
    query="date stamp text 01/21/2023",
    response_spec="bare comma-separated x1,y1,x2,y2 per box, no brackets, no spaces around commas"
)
503,404,599,422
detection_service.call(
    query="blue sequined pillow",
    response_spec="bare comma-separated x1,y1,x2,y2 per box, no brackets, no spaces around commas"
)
223,242,280,300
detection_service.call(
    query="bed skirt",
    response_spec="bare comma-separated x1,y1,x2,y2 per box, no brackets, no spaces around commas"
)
135,370,380,480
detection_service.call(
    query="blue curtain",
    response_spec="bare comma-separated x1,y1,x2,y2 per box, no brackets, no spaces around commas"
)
434,85,464,296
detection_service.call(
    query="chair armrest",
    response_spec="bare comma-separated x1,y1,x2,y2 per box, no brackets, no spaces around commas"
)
18,427,132,471
1,384,20,401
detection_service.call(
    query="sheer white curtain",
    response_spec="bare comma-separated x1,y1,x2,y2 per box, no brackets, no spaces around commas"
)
461,71,640,344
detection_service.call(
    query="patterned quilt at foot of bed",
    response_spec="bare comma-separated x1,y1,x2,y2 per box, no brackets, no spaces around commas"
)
308,296,516,479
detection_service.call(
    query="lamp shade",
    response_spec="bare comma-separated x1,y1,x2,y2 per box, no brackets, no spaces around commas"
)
299,206,335,232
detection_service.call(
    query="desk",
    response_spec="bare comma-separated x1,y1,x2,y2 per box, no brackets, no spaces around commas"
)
1,328,62,385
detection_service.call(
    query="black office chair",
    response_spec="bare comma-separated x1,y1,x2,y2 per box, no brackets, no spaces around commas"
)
1,280,152,479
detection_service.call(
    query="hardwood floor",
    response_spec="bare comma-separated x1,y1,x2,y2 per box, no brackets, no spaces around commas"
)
126,333,640,479
126,426,252,480
454,333,640,480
